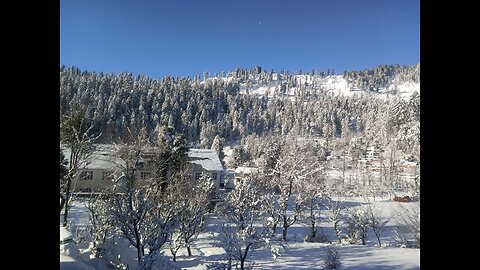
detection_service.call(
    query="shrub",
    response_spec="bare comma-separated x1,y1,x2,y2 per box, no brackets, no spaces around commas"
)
393,195,411,202
323,246,341,270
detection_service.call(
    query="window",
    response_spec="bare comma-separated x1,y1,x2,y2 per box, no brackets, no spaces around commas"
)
218,173,225,188
212,173,217,180
80,171,93,180
102,171,112,181
140,171,151,180
195,172,202,181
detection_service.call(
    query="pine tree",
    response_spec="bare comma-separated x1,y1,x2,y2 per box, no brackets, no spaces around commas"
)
211,135,226,167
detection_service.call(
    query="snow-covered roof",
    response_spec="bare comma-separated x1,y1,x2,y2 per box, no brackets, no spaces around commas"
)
187,149,224,172
234,166,258,175
61,144,224,172
61,144,124,170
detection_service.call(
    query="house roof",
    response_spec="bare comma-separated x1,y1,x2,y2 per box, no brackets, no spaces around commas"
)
234,166,258,175
187,149,224,171
61,144,224,172
61,144,125,170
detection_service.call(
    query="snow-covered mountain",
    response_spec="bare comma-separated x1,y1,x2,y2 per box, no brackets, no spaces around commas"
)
205,64,419,101
60,63,420,144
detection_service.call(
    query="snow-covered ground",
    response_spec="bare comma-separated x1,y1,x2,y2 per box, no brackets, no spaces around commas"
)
170,206,420,270
236,73,419,101
61,195,419,269
60,222,94,270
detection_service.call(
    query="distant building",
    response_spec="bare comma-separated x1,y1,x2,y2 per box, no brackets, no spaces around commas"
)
365,145,383,161
61,144,224,197
187,149,225,195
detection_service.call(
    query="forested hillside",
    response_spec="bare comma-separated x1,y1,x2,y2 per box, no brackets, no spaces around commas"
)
60,64,419,161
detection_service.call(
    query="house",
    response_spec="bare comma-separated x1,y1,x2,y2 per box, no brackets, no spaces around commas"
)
61,144,225,197
62,144,124,193
365,145,383,161
186,148,225,197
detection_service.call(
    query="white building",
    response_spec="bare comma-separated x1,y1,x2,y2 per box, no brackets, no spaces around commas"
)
365,145,383,161
61,144,224,197
187,149,225,195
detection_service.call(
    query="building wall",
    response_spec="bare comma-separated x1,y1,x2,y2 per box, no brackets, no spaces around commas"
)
74,169,115,192
75,166,224,195
188,163,222,197
75,168,153,192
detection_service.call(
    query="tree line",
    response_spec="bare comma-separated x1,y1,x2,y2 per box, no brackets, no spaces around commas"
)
60,64,419,159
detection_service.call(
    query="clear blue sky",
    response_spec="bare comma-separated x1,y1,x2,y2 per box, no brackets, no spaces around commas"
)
60,0,419,79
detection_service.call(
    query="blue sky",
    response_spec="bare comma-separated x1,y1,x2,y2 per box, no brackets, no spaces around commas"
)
60,0,419,79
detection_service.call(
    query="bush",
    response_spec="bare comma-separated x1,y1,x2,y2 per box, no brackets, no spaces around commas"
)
305,228,329,243
323,246,341,270
393,195,411,202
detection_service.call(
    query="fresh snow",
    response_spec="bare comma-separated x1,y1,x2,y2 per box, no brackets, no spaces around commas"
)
394,81,420,100
60,225,94,270
317,75,354,97
236,73,419,101
61,196,419,270
60,254,94,270
188,149,224,171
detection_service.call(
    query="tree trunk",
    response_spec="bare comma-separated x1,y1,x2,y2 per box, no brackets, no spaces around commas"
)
137,246,143,269
187,245,192,257
240,244,251,270
374,231,382,247
309,208,316,240
60,194,66,213
334,221,341,243
62,176,72,227
282,215,288,241
170,245,179,262
361,230,367,245
271,219,277,237
62,202,69,227
342,150,346,184
311,221,316,239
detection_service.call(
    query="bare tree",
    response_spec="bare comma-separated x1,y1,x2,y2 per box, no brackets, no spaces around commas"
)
60,109,99,227
323,196,345,243
259,192,280,237
85,193,113,258
301,175,328,243
111,185,152,268
215,174,280,270
394,203,420,248
344,205,370,245
59,150,68,212
366,204,391,247
109,141,176,269
169,231,182,263
273,139,323,241
170,171,214,257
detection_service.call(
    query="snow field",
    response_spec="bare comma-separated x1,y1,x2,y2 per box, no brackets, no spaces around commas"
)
61,196,419,269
